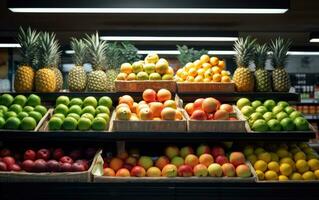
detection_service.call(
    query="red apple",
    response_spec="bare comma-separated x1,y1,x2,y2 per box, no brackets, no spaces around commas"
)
213,110,229,120
130,166,146,177
76,160,89,170
202,98,218,113
193,98,205,111
190,110,207,120
72,162,86,172
0,149,11,157
61,163,72,172
22,160,34,172
24,150,36,161
69,149,82,160
215,155,229,165
219,104,233,113
155,156,170,170
178,165,193,177
0,161,8,171
2,156,15,166
33,159,47,172
36,149,51,161
60,156,74,164
229,152,245,167
47,160,61,172
8,163,21,171
53,148,65,160
196,144,211,156
211,146,225,158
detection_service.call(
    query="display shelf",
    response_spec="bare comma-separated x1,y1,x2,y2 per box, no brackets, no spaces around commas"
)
0,130,315,142
297,99,319,104
0,182,318,200
304,115,319,121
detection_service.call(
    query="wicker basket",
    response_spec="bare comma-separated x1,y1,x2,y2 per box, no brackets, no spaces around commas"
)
115,80,176,92
0,150,102,182
177,82,235,93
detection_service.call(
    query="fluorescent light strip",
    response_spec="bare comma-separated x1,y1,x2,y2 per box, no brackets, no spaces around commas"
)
65,50,75,54
310,38,319,43
0,43,21,48
137,50,236,55
100,36,238,42
9,8,288,14
287,51,319,56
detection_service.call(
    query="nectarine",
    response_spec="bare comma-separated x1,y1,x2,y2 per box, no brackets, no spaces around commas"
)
157,89,172,102
143,89,157,102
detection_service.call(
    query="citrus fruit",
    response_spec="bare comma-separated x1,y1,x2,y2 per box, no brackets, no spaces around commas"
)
69,98,83,106
290,172,302,180
278,175,289,181
5,117,21,129
279,163,292,176
78,117,92,131
268,161,280,172
277,149,289,158
314,170,319,179
26,94,41,107
17,112,29,120
255,170,264,180
82,106,96,116
0,94,14,106
254,147,265,155
56,96,70,106
34,105,47,116
23,106,34,113
67,113,80,121
20,117,37,130
68,105,82,115
308,159,319,171
270,152,279,162
294,151,306,162
302,171,316,180
83,96,98,108
13,95,27,107
91,117,106,130
296,159,309,173
258,152,272,163
265,170,278,180
95,105,110,115
254,160,267,172
54,104,69,116
62,117,78,130
29,111,42,123
9,104,23,114
48,117,63,130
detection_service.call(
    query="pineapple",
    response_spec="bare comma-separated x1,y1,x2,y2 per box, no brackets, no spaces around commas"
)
270,38,292,92
68,38,88,92
253,44,272,92
14,27,39,92
233,37,256,92
85,32,107,92
105,69,117,91
35,32,60,92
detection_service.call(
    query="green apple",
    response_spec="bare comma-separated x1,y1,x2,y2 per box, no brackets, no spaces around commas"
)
294,117,309,131
241,106,254,117
263,112,274,122
267,119,281,131
237,98,251,110
255,106,268,115
251,100,262,109
252,119,269,131
264,99,276,111
280,118,295,131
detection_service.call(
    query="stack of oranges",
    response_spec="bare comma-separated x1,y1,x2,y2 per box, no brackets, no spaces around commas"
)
175,54,231,83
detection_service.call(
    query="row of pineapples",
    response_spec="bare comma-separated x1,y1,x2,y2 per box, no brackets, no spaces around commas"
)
233,37,291,92
14,27,117,93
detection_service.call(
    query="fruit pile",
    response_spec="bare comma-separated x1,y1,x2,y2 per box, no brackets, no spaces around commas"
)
102,144,252,178
0,94,47,130
48,96,112,131
175,54,231,83
116,89,183,121
244,143,319,181
116,53,174,81
0,147,96,172
184,97,237,120
237,98,310,131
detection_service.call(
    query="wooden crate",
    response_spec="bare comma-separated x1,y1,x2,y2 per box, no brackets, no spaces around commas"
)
115,80,176,92
177,82,235,93
110,110,187,132
0,150,102,182
185,106,247,132
38,109,111,132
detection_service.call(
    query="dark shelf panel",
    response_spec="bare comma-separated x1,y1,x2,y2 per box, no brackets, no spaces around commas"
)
0,131,315,142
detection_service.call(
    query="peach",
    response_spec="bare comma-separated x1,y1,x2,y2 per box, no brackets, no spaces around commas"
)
103,167,115,176
219,104,233,113
146,167,162,177
155,156,170,170
211,146,225,158
162,164,177,177
116,106,131,120
171,156,184,168
116,103,130,111
222,163,235,177
117,151,128,160
212,98,221,109
119,95,134,109
161,107,176,120
143,89,157,102
180,146,194,158
137,104,149,115
130,166,146,177
149,102,164,118
215,155,229,165
213,110,229,120
125,156,137,166
110,158,124,171
185,103,195,115
196,144,211,156
178,164,193,177
208,163,223,177
193,98,204,111
175,110,183,120
202,97,218,113
164,100,177,109
138,156,153,170
131,102,139,113
193,164,208,177
236,164,251,178
185,154,199,168
199,153,214,167
229,152,246,167
116,168,130,177
157,89,172,102
165,146,179,159
138,107,153,120
190,110,207,120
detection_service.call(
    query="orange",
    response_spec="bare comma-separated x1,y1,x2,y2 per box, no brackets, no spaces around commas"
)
194,75,204,82
193,60,202,69
186,76,195,82
202,63,212,70
203,77,211,82
210,57,219,66
221,76,231,83
188,68,197,77
212,74,222,82
218,60,226,69
180,71,188,79
212,66,221,74
200,54,210,63
110,158,124,171
185,62,194,72
197,68,205,76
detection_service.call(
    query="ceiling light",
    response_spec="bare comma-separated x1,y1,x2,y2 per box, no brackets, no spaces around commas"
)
0,43,21,48
137,50,236,55
100,36,238,42
310,39,319,43
287,51,319,56
65,50,75,54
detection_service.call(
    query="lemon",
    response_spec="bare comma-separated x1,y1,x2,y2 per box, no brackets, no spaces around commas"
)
247,154,257,165
302,171,316,180
255,170,264,180
280,157,295,169
254,147,265,155
200,54,210,63
280,163,293,176
193,60,202,70
185,62,195,72
308,159,319,171
254,160,267,172
265,170,278,180
258,152,272,163
188,68,197,77
176,69,183,77
290,172,303,180
270,152,279,162
278,175,289,181
314,170,319,179
296,160,309,173
197,68,205,76
268,161,280,173
277,148,289,158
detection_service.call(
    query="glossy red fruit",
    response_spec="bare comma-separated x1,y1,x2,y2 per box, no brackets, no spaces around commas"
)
8,164,21,171
60,156,74,164
0,161,8,171
33,159,47,172
47,160,61,172
75,160,89,170
22,160,34,172
24,150,36,161
72,162,86,172
36,149,51,161
53,148,64,160
2,156,15,166
61,163,72,172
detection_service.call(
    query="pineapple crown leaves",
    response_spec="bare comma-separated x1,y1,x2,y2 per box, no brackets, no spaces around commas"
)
105,41,141,70
177,45,208,66
17,26,40,66
36,31,62,68
253,43,269,69
270,37,292,68
84,32,107,71
70,37,88,66
234,36,257,67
